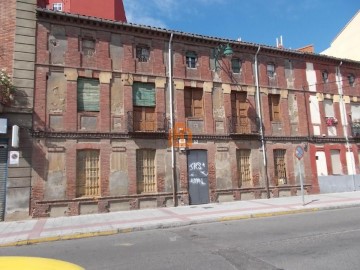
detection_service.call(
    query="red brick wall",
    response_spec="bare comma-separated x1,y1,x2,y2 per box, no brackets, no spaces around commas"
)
0,0,16,73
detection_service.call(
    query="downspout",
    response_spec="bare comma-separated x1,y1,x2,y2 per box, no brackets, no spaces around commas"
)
254,46,270,198
168,33,178,206
337,62,356,191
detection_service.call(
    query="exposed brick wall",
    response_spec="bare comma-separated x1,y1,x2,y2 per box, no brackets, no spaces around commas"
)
0,0,16,72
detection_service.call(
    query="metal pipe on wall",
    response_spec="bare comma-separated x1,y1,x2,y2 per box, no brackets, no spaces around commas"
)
168,33,178,206
254,46,270,198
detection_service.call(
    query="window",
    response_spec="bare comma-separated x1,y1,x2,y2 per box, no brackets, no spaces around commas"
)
330,149,342,175
76,150,100,197
77,78,100,112
237,149,251,186
231,92,249,133
348,74,355,87
186,51,197,68
136,149,156,193
274,149,287,184
268,94,281,122
136,46,150,62
184,87,203,118
132,83,156,131
322,70,328,83
324,99,334,117
53,3,62,11
267,63,275,77
231,58,241,73
82,38,96,56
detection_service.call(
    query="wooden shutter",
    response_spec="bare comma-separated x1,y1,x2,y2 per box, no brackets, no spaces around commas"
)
77,78,100,112
231,92,249,133
136,149,156,193
133,107,156,131
133,83,155,107
269,94,280,121
192,89,203,118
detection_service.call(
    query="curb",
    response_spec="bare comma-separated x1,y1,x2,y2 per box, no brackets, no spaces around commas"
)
1,203,360,247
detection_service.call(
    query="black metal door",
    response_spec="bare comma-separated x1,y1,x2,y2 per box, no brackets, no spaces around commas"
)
0,144,8,221
187,150,209,205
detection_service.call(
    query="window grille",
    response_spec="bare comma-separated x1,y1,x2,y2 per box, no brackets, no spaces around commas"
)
274,149,287,184
237,149,251,186
136,46,150,62
136,149,156,193
76,150,100,197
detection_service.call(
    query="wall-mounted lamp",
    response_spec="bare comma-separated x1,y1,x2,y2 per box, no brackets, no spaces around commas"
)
214,43,233,71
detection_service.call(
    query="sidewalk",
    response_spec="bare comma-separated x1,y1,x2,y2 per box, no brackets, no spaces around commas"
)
1,191,360,247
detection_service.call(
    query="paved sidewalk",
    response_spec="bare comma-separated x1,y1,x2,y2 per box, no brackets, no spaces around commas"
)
1,191,360,247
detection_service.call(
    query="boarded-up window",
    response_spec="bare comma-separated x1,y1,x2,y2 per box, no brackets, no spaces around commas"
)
133,106,156,131
330,149,342,175
136,149,156,193
133,82,155,107
231,91,249,133
324,99,334,117
269,94,281,121
237,149,251,186
274,149,287,184
76,150,100,197
185,87,203,118
77,78,100,112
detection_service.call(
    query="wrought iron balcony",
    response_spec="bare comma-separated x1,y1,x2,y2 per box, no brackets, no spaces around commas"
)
227,116,259,134
127,111,168,133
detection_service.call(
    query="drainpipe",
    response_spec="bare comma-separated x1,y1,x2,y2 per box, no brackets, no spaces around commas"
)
254,46,270,198
168,33,178,206
337,62,356,191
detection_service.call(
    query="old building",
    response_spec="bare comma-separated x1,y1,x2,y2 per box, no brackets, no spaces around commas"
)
29,8,360,218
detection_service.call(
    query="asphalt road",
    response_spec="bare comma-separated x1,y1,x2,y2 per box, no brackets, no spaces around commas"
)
1,207,360,270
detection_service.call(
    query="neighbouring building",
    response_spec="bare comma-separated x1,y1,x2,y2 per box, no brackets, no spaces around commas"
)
0,0,126,221
322,10,360,61
37,0,127,22
29,8,360,218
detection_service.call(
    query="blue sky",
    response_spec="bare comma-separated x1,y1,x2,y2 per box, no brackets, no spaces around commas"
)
123,0,359,53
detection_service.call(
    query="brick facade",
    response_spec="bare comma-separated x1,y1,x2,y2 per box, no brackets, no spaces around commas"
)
27,9,360,218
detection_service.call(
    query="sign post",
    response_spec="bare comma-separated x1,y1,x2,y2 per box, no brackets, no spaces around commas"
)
295,145,305,206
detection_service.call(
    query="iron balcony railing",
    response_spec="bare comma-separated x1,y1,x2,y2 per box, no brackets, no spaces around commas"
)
127,111,169,133
227,116,259,134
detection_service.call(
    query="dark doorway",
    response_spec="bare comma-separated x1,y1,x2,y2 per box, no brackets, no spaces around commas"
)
187,150,209,205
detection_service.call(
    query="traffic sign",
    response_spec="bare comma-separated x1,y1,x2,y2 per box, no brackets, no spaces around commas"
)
295,145,304,160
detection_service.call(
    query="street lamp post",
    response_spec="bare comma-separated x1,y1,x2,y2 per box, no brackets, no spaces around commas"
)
214,43,233,71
